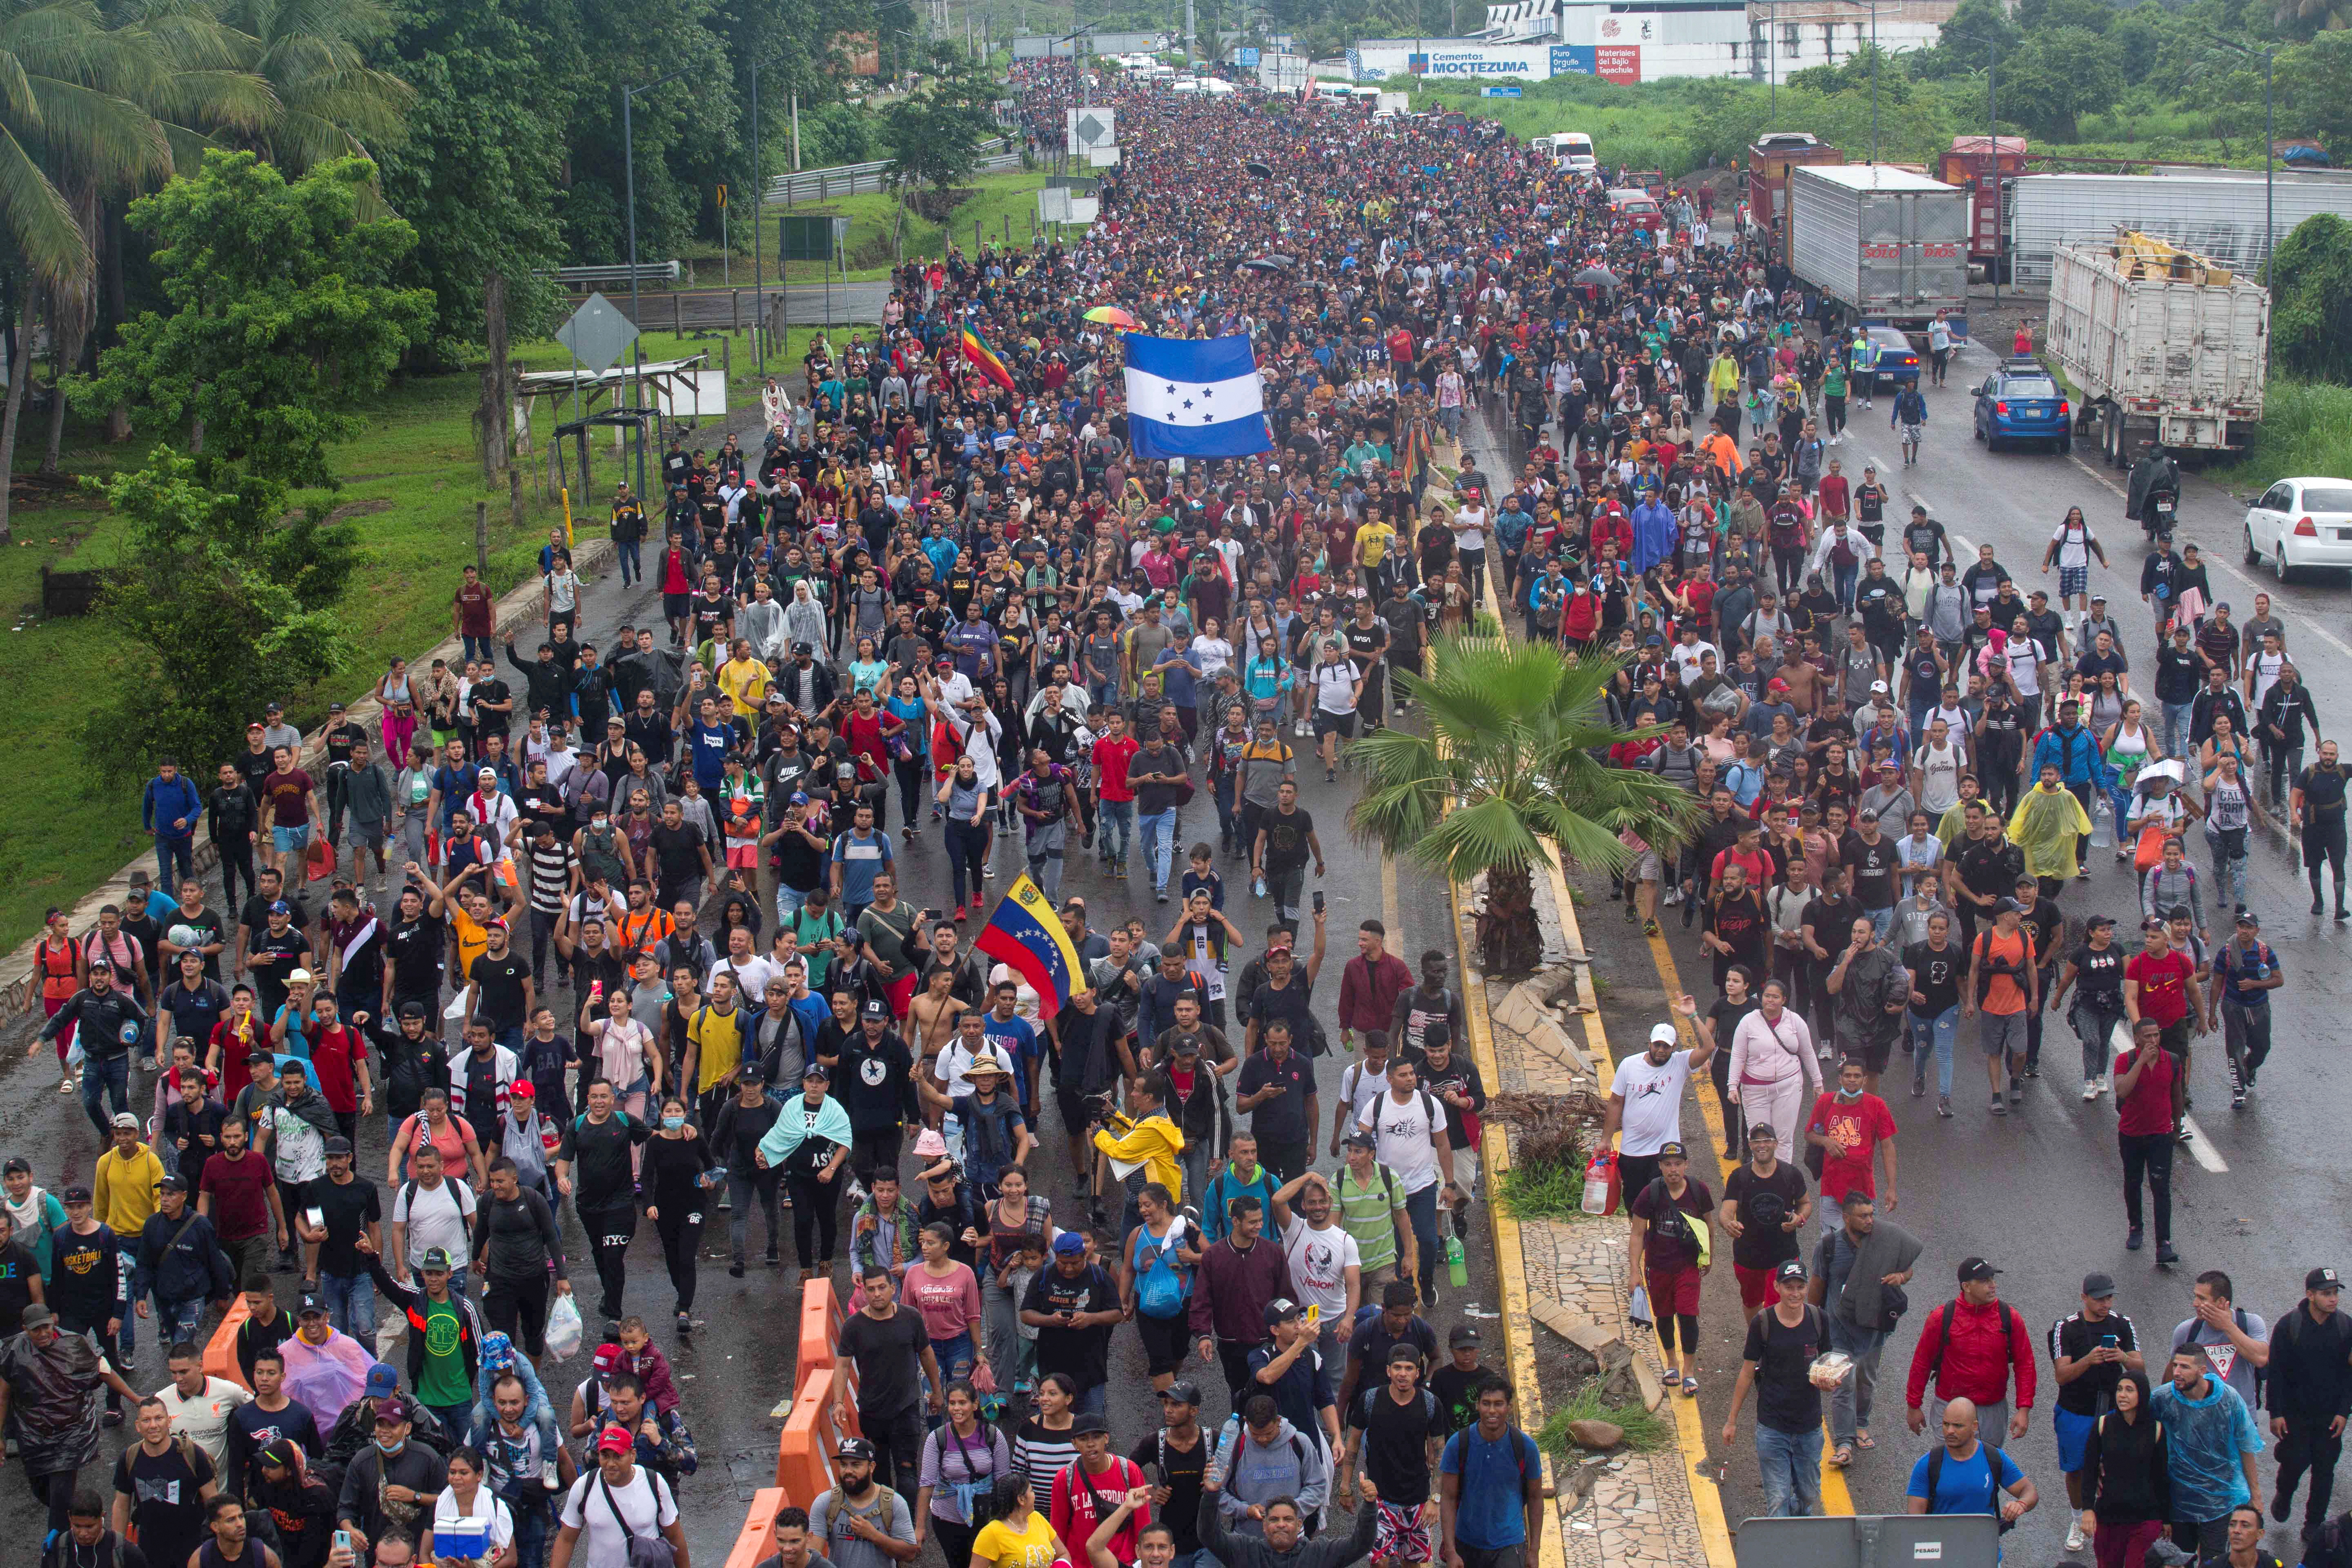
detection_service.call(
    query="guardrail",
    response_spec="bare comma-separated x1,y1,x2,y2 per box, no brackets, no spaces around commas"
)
546,261,683,286
765,140,1016,204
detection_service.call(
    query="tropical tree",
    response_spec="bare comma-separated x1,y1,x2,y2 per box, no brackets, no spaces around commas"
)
1350,637,1702,976
0,0,183,543
209,0,415,172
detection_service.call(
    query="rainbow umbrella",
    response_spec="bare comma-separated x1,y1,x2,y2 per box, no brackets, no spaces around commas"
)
1083,305,1142,330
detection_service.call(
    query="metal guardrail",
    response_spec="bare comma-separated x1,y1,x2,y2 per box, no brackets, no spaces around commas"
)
764,140,1016,204
546,261,683,285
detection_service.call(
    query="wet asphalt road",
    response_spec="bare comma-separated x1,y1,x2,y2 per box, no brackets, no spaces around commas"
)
0,521,1490,1563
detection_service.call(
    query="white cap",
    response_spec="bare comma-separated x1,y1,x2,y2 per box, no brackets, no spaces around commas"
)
1648,1022,1679,1045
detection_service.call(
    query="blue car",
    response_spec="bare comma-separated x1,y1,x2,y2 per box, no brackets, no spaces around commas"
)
1861,325,1920,388
1972,359,2073,453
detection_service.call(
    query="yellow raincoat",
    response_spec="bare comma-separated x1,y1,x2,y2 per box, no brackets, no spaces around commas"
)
2008,782,2094,882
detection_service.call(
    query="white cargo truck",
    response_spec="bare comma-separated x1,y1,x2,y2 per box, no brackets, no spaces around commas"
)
1785,164,1969,331
2045,236,2268,466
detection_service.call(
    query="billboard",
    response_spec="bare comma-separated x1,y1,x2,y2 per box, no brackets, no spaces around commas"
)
1597,44,1640,82
1550,44,1596,74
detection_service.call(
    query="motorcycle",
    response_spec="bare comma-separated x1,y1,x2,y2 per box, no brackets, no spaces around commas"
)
2143,489,2178,546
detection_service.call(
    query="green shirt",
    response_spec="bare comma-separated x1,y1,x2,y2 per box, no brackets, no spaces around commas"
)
416,1295,471,1408
1335,1163,1406,1275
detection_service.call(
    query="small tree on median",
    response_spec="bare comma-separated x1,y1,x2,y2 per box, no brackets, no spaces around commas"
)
77,451,359,788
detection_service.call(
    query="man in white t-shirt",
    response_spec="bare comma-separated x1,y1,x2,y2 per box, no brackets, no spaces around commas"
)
388,1147,477,1290
1272,1169,1363,1370
1357,1054,1457,1307
552,1425,683,1568
154,1342,252,1465
1913,719,1967,816
1603,1015,1718,1200
1330,1032,1395,1156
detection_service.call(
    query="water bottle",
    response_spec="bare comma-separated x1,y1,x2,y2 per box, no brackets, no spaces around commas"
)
1444,1232,1468,1288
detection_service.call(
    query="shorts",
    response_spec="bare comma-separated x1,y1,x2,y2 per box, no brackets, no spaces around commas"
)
1375,1499,1434,1564
272,824,312,852
2054,1405,2095,1474
725,844,760,869
1734,1262,1782,1314
1849,1034,1894,1077
1314,709,1356,740
2059,566,2088,599
664,591,690,621
1632,851,1661,882
1057,1085,1099,1142
1980,1009,2027,1057
1137,1307,1191,1377
1900,422,1924,444
1452,1147,1482,1200
1647,1261,1703,1317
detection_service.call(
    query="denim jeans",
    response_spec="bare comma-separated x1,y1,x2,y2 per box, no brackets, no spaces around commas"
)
2205,826,2250,910
116,1241,141,1358
1098,797,1134,862
153,1295,207,1348
2072,1003,2125,1084
2162,702,2194,760
155,836,195,894
1907,1007,1957,1096
775,883,810,924
615,539,642,586
1826,1319,1886,1448
321,1270,377,1339
81,1053,131,1137
463,635,496,663
1755,1422,1824,1517
1403,1181,1442,1293
512,1504,554,1568
1866,905,1895,942
1139,808,1179,891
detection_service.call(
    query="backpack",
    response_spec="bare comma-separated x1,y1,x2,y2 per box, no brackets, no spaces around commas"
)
1637,1177,1706,1267
1133,1220,1191,1319
1357,1384,1441,1430
1970,931,2031,1007
1928,1298,2019,1397
1922,1439,2016,1532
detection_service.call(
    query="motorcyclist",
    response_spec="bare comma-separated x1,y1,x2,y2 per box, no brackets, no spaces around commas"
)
2126,442,2181,539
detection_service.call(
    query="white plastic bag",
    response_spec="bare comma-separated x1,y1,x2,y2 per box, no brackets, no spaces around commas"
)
545,1291,584,1362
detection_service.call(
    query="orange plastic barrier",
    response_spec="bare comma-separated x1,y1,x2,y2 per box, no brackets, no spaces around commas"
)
722,1488,789,1568
203,1296,255,1390
774,1362,858,1497
796,1276,841,1376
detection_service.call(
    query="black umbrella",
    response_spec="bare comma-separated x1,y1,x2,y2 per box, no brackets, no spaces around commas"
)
1574,265,1620,289
1237,258,1284,272
1244,160,1274,178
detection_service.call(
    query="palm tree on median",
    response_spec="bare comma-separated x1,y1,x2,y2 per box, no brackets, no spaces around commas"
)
1350,635,1700,975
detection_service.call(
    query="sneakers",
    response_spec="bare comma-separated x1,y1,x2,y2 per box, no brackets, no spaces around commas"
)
1990,1093,2007,1116
2157,1241,2181,1264
2273,1491,2293,1524
2126,1226,2144,1251
1911,1076,1926,1098
2232,1089,2247,1109
2065,1523,2087,1554
2083,1080,2100,1101
2009,1084,2024,1105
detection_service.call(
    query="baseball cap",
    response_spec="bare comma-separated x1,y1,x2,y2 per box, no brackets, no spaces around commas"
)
1072,1414,1112,1437
19,1304,54,1330
1766,677,1791,694
2082,1273,2117,1299
156,1174,188,1193
1870,679,1889,694
1957,1257,2002,1283
1648,1022,1678,1045
1657,1141,1688,1161
1342,1129,1378,1149
508,1080,536,1100
2236,910,2261,927
111,1112,140,1131
365,1364,400,1396
297,1293,327,1317
1160,1380,1204,1406
61,1185,91,1204
374,1396,412,1425
257,1439,298,1472
1746,1122,1777,1143
1775,1259,1808,1284
1448,1323,1481,1348
268,900,291,915
2311,1268,2343,1291
419,1246,455,1272
861,999,891,1020
323,1136,352,1155
1052,1231,1087,1256
802,1063,831,1082
1264,1298,1303,1328
597,1426,636,1455
398,1001,429,1020
835,1437,878,1461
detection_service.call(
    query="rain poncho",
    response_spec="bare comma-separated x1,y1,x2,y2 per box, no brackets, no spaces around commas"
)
0,1327,107,1474
2008,783,2094,882
280,1324,383,1432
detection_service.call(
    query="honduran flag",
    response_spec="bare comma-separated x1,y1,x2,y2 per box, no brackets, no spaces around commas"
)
961,325,1016,392
1123,333,1273,461
974,873,1091,1019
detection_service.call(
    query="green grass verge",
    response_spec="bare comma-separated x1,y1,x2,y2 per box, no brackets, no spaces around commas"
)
2212,377,2352,499
1536,1380,1675,1454
659,169,1064,283
1495,1158,1586,1222
0,323,826,951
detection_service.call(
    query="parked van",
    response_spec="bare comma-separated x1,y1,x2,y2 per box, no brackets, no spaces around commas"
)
1539,131,1597,174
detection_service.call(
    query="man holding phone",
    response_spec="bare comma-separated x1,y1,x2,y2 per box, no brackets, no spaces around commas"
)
2049,1272,2144,1554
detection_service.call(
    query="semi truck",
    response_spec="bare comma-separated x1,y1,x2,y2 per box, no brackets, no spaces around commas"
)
2046,235,2268,465
1937,134,2027,276
1784,164,1969,330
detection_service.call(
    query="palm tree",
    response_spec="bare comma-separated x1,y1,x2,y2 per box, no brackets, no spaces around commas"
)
209,0,412,172
0,0,181,540
1350,637,1701,975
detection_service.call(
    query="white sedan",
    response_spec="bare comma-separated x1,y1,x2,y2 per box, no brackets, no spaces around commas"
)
2243,475,2352,582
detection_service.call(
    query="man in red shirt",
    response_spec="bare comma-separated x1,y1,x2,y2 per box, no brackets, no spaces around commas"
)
2112,1016,2183,1263
2122,916,2205,1085
303,991,371,1145
452,564,496,662
1337,919,1413,1052
1904,1256,2037,1449
1091,712,1142,880
1804,1058,1898,1232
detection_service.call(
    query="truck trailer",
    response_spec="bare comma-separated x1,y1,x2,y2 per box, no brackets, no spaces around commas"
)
1784,164,1969,330
2045,235,2267,464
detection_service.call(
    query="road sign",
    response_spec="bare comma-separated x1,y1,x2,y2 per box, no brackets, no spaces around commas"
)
555,292,637,374
1239,47,1260,66
779,215,848,263
1482,85,1522,97
1065,107,1116,154
716,183,728,208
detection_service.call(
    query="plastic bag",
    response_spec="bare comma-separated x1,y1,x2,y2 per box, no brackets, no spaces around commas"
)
375,1313,406,1361
545,1291,584,1362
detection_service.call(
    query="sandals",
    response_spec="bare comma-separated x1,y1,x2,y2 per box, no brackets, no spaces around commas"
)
1680,1373,1699,1396
1829,1445,1853,1467
1855,1431,1876,1450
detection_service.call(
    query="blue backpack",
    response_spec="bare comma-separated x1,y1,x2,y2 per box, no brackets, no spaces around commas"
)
1133,1222,1191,1319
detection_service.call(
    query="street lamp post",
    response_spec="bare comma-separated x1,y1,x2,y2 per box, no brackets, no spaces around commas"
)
751,58,764,375
1948,30,2003,304
623,65,692,506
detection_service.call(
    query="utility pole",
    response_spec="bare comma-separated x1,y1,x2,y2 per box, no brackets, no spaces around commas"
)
751,58,764,374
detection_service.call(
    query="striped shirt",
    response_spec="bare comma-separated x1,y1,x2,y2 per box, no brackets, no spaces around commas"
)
526,840,575,915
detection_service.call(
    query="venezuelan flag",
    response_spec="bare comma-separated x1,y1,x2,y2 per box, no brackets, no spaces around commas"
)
961,326,1016,392
974,873,1090,1019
